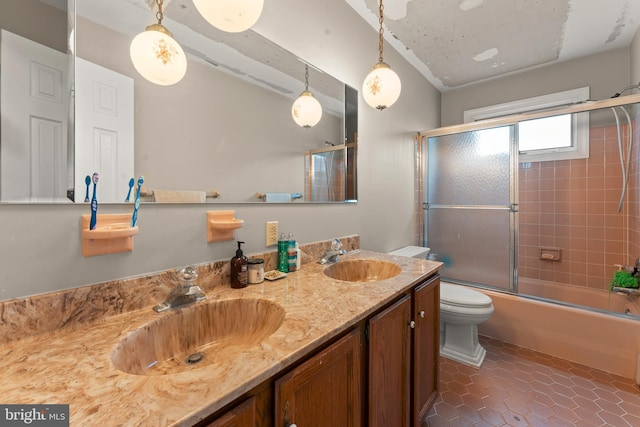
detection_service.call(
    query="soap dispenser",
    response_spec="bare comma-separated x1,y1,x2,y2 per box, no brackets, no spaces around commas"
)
230,241,248,288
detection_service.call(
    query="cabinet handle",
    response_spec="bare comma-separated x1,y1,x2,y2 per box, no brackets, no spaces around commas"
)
409,320,416,329
419,310,425,318
284,401,295,427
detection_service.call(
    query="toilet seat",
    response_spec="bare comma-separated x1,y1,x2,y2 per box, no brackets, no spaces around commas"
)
441,283,492,309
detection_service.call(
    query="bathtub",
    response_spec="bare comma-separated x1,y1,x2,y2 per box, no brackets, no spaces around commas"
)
518,277,640,317
454,280,640,380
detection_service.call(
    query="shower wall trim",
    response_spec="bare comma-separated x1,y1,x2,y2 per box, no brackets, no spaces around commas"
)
418,93,640,139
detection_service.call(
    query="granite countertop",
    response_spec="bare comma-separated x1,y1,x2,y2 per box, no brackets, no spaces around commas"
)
0,250,440,426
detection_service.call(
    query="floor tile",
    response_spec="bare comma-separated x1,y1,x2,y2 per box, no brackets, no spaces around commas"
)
425,336,640,426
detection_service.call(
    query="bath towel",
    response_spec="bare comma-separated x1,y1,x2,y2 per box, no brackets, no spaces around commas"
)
153,190,206,203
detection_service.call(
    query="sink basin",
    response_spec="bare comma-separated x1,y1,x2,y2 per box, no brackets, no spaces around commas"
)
323,259,402,282
111,298,285,376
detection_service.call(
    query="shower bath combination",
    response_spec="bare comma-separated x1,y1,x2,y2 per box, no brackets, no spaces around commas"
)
417,90,640,381
304,143,357,202
418,90,640,319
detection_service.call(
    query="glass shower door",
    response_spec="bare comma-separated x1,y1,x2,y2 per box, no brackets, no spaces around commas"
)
424,125,517,292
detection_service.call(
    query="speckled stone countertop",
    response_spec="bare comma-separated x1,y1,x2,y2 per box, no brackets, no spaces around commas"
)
0,249,440,426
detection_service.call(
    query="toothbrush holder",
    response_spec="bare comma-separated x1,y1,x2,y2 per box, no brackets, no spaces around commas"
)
81,213,139,257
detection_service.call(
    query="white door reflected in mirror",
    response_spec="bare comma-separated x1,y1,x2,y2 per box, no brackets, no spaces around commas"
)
0,30,68,202
74,58,134,204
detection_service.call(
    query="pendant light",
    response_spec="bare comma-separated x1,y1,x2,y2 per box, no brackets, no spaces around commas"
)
193,0,264,33
130,0,187,86
292,64,323,128
362,0,401,110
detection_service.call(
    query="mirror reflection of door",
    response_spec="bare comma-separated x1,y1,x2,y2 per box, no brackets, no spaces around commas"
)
74,57,134,203
1,29,67,202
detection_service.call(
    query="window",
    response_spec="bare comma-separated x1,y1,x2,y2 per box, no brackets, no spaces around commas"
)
464,87,590,162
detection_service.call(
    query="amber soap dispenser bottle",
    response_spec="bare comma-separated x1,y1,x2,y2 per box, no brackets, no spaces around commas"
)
230,241,248,288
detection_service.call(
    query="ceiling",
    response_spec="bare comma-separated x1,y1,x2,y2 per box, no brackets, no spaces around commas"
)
74,0,346,114
345,0,640,91
57,0,640,94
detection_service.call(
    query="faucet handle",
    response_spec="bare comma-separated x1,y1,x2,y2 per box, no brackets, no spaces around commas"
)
178,266,198,285
331,238,343,251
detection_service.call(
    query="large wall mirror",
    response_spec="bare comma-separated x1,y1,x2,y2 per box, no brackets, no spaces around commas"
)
0,0,357,204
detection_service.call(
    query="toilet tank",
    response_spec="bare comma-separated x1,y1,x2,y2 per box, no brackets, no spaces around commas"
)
388,246,431,259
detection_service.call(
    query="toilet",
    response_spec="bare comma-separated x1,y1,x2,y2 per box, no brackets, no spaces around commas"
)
388,246,494,368
439,282,494,368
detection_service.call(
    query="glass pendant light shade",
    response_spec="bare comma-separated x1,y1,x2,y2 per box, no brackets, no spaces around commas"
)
193,0,264,33
363,0,402,110
292,91,323,128
130,24,187,86
363,61,401,110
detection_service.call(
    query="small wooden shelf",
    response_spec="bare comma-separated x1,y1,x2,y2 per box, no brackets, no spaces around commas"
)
81,214,139,257
207,210,244,242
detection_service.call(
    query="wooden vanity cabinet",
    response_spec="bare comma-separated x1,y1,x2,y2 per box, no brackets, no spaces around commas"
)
201,383,272,427
198,327,363,427
369,275,440,427
274,327,363,427
198,274,439,427
368,294,412,426
204,396,256,427
413,276,440,425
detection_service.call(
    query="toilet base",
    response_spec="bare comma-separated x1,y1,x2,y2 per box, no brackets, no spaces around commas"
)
440,322,487,368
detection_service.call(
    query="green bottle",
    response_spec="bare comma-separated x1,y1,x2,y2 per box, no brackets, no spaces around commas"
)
278,233,289,273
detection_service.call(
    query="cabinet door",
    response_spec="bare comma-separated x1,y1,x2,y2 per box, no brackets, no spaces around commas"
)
369,294,412,427
413,276,440,425
205,396,256,427
274,328,362,427
201,384,272,427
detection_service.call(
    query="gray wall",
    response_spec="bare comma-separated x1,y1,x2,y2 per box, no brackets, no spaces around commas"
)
0,0,66,52
0,0,441,300
632,27,640,87
441,47,632,126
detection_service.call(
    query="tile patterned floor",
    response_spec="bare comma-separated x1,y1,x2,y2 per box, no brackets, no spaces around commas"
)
426,336,640,426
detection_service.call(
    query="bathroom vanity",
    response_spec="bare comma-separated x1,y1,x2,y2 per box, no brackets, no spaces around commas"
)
0,247,440,426
205,273,440,427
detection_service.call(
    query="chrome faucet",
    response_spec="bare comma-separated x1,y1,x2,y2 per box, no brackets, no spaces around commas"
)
319,239,347,264
153,266,206,313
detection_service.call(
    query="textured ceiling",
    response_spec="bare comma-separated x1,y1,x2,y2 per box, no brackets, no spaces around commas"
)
77,0,346,114
71,0,640,94
346,0,640,91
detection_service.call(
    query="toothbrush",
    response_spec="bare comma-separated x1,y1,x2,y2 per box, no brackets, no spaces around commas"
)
84,175,91,202
89,172,99,230
131,176,144,227
125,177,134,202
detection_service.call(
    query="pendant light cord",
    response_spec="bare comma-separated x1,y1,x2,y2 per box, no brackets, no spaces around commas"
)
156,0,164,25
378,1,385,63
304,64,309,91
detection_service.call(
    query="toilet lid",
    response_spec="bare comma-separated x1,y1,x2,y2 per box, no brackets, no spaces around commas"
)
441,283,492,308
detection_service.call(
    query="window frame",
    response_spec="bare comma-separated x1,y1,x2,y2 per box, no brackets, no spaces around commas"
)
463,87,590,162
